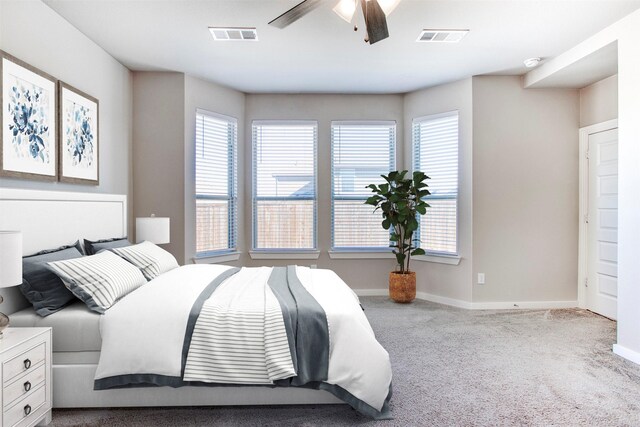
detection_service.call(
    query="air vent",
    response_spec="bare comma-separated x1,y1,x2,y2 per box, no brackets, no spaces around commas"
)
209,27,258,41
416,29,469,43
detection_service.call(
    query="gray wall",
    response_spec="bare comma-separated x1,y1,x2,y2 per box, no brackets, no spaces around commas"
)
471,76,580,303
132,72,185,262
0,0,132,206
131,72,245,264
579,75,618,127
243,94,404,291
133,75,581,303
403,79,474,302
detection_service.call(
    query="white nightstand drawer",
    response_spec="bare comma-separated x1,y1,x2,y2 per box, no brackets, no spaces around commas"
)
3,384,46,427
3,343,45,384
3,363,46,409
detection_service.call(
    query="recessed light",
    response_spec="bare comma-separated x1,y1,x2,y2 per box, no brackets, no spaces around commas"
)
416,29,469,43
209,27,258,41
523,57,542,68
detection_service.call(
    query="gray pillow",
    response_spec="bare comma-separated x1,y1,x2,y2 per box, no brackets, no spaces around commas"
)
19,242,84,317
83,237,131,255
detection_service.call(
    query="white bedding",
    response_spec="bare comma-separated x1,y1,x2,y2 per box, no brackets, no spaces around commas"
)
95,265,392,415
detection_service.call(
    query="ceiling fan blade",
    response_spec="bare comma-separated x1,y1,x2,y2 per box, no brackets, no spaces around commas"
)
361,0,389,44
268,0,325,29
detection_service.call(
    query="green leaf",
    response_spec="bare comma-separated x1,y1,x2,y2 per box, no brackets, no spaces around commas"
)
365,196,380,206
382,219,391,230
416,205,427,215
411,248,426,256
413,171,426,183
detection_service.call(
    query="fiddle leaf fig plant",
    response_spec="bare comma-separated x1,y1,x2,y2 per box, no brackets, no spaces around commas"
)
365,170,431,273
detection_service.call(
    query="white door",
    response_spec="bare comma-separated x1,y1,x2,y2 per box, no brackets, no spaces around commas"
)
586,128,618,319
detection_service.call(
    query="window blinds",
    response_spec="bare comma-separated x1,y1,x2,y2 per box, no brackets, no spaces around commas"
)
195,110,237,255
413,112,459,255
252,121,317,250
331,121,396,250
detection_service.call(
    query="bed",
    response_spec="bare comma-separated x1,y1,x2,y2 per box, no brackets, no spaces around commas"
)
0,188,392,419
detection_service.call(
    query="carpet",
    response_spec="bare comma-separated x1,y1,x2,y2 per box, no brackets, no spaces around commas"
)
50,297,640,426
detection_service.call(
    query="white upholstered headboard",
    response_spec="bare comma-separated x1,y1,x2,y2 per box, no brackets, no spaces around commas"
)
0,188,127,314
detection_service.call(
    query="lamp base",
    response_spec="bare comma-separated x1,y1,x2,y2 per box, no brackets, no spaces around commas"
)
0,295,9,338
0,312,9,339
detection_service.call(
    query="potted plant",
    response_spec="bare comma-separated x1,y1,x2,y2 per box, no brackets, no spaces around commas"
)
365,170,430,303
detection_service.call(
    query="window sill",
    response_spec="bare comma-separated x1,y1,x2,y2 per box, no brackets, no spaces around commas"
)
413,254,461,265
328,251,395,260
249,251,320,260
193,251,241,264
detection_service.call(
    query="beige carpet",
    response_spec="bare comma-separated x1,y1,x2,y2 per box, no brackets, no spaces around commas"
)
51,297,640,426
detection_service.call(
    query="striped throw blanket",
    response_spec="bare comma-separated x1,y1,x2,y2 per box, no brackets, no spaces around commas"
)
183,267,296,384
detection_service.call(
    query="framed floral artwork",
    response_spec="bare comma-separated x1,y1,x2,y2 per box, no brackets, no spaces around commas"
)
58,82,99,185
0,50,58,181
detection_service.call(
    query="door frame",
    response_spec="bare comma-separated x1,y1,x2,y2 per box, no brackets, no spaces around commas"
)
578,119,618,309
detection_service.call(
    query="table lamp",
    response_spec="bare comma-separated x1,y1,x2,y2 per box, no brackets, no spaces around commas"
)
136,215,170,244
0,231,22,338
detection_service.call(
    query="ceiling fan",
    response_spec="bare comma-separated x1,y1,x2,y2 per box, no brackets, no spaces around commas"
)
268,0,401,44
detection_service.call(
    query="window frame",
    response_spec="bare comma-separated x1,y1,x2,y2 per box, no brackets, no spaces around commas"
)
412,110,460,258
194,109,238,258
330,120,397,252
251,120,318,254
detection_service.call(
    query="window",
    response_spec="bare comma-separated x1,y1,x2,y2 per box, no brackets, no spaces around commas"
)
331,121,396,250
195,110,237,255
412,111,459,255
252,121,317,251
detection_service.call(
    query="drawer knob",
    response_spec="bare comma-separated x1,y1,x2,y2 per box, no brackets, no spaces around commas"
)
23,381,31,392
23,358,31,369
24,404,31,416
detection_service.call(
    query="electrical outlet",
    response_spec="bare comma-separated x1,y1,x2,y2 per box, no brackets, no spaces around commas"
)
477,273,485,285
310,264,317,269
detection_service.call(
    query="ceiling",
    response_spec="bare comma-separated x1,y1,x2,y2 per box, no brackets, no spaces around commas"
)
44,0,640,94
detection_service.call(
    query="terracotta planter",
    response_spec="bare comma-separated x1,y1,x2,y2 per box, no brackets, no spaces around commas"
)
389,271,416,303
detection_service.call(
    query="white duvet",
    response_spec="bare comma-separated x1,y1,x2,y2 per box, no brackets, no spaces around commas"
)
96,265,392,413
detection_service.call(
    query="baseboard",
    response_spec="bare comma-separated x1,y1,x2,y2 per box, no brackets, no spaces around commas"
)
613,344,640,365
354,289,388,297
354,289,577,311
415,291,473,309
470,300,578,310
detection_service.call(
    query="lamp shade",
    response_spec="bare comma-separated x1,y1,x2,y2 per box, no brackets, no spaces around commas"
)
333,0,357,23
0,231,22,288
136,216,170,244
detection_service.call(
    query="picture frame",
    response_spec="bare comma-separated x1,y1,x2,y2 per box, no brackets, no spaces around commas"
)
58,81,99,185
0,50,58,181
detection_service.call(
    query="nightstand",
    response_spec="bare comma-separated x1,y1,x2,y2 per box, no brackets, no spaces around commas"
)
0,328,52,427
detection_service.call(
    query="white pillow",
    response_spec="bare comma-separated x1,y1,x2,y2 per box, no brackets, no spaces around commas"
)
47,250,147,314
111,241,178,281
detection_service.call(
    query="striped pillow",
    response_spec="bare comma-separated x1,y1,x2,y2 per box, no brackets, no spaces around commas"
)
47,251,147,314
111,241,178,281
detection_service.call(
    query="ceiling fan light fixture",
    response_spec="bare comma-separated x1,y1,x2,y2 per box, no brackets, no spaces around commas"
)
333,0,358,23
